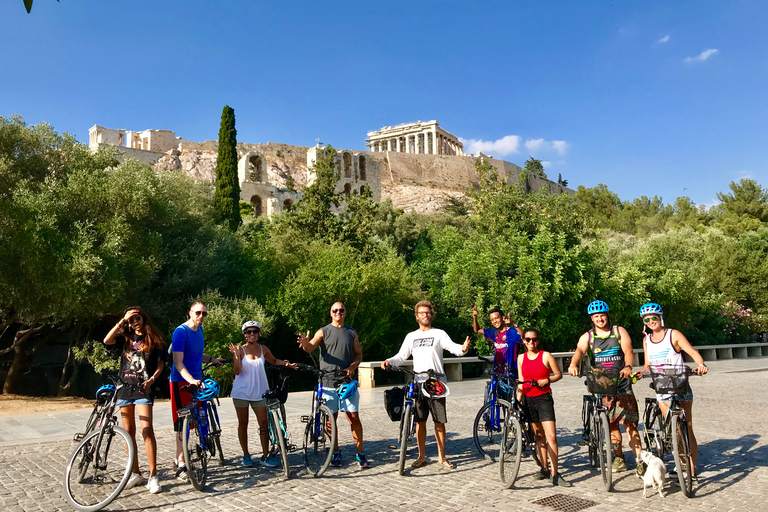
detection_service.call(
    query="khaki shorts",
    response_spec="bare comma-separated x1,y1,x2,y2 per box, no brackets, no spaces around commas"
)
232,398,267,409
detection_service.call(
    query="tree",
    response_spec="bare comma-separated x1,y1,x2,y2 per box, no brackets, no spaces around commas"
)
213,105,241,231
524,157,547,179
557,173,568,187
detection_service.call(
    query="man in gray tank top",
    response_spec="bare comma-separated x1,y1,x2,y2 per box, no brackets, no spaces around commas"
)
297,302,368,468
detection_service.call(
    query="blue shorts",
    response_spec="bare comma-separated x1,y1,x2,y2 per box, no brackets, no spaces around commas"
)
116,397,153,407
322,387,359,413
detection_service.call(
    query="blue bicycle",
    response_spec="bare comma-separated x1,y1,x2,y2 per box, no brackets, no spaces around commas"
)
296,363,349,477
179,375,226,491
473,356,518,461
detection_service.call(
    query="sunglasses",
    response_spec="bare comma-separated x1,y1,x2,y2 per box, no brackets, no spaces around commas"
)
244,329,260,335
643,316,659,323
524,337,539,342
193,310,208,317
128,315,142,323
332,309,345,314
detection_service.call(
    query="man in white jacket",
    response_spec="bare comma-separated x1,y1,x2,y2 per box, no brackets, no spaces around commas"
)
381,300,471,469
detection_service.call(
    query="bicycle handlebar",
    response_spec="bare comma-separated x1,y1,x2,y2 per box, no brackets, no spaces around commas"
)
385,365,445,379
295,362,348,378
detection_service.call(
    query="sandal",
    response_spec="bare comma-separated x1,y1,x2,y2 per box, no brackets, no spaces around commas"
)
411,458,427,468
439,458,455,469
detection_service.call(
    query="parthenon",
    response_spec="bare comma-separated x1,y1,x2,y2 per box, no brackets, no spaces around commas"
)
366,120,464,156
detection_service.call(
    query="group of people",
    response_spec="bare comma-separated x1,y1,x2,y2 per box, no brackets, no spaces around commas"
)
102,296,708,494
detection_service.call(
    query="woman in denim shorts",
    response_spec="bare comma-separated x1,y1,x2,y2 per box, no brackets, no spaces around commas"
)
104,306,168,494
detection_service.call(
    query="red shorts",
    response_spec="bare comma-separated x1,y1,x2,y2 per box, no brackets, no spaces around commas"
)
170,381,194,431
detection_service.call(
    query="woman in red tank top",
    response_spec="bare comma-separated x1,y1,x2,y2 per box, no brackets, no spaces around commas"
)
517,328,570,487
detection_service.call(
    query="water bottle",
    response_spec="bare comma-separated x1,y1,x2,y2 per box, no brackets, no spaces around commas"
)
198,404,209,437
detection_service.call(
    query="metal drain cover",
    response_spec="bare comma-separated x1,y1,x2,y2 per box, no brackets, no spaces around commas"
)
531,494,598,512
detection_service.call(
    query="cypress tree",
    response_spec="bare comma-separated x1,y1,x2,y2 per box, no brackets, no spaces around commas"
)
214,105,241,230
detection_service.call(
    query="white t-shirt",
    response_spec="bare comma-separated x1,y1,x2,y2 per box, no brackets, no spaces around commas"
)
387,328,467,383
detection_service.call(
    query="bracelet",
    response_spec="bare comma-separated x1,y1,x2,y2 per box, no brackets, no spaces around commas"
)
624,365,632,370
698,363,707,368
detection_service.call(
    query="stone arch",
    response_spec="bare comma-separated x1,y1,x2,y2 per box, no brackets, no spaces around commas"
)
283,199,293,211
249,155,264,182
344,183,352,197
360,186,366,194
358,155,366,181
251,195,263,216
343,152,352,178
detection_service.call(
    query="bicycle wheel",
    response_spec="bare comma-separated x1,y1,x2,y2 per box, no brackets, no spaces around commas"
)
208,404,225,466
398,403,413,476
270,407,290,479
63,426,135,512
473,401,509,461
587,413,598,468
597,410,612,491
183,414,207,491
498,401,523,488
303,404,337,477
671,413,693,497
643,402,665,458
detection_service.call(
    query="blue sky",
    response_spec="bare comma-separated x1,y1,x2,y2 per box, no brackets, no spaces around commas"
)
2,1,766,206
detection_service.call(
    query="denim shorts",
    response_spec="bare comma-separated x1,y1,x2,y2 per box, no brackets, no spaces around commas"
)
657,385,694,404
322,388,359,413
116,397,153,407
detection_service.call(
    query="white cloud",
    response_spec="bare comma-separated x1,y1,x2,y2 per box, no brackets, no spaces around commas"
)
657,35,670,44
552,140,568,155
684,49,719,63
525,139,546,152
459,135,521,157
541,161,552,169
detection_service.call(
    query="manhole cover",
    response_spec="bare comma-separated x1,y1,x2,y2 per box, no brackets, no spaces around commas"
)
531,494,598,512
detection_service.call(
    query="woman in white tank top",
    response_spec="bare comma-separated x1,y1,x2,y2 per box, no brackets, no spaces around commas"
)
638,303,707,478
228,321,297,468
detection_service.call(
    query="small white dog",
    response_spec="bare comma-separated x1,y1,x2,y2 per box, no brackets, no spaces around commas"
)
638,450,666,498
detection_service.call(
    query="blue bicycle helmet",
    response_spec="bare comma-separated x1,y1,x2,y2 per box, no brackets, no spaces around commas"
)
587,300,609,315
95,384,116,404
197,378,220,401
639,302,663,317
337,380,358,400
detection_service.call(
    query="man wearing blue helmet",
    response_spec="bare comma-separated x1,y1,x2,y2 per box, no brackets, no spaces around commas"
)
568,300,644,476
297,302,369,469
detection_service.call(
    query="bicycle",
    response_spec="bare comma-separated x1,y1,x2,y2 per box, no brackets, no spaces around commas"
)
473,356,517,461
261,373,295,479
179,360,230,491
295,363,349,477
385,365,444,476
63,380,136,512
641,365,699,498
576,365,619,492
498,377,543,488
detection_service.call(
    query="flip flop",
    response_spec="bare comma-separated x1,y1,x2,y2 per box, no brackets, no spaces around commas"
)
439,459,455,469
411,458,427,468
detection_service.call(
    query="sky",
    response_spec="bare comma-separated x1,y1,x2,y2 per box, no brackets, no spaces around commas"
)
2,1,766,207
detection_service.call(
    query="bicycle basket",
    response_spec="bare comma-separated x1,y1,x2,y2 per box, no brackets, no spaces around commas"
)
585,366,620,395
498,376,516,402
384,386,406,422
649,366,689,395
266,366,290,404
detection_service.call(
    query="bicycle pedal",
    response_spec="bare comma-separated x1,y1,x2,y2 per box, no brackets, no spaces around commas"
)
300,416,311,423
73,433,84,442
576,441,587,446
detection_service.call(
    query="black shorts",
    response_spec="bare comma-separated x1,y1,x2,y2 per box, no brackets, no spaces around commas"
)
522,393,556,423
413,395,447,424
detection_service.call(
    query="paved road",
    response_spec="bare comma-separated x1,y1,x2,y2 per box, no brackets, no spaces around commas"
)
1,359,766,512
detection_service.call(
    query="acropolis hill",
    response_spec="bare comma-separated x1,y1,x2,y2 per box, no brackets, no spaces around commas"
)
89,121,572,216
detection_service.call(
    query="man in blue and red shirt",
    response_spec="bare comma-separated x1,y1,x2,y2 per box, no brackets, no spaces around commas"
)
472,306,523,377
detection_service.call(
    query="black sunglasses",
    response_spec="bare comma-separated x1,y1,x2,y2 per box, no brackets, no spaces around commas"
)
332,308,346,314
523,337,539,342
193,310,208,317
244,329,260,335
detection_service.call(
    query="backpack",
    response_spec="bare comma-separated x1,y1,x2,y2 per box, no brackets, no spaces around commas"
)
384,386,406,422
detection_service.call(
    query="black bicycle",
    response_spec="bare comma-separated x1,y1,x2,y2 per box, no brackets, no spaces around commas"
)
577,365,619,492
641,365,699,497
498,378,543,488
385,365,445,476
63,380,135,512
473,356,517,461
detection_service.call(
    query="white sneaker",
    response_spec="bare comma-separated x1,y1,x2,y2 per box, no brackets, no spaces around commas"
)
146,475,162,494
124,472,144,489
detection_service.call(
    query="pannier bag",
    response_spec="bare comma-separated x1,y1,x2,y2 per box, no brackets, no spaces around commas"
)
384,386,406,421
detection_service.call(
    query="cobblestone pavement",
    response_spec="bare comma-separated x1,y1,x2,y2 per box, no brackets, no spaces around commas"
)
1,359,766,512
